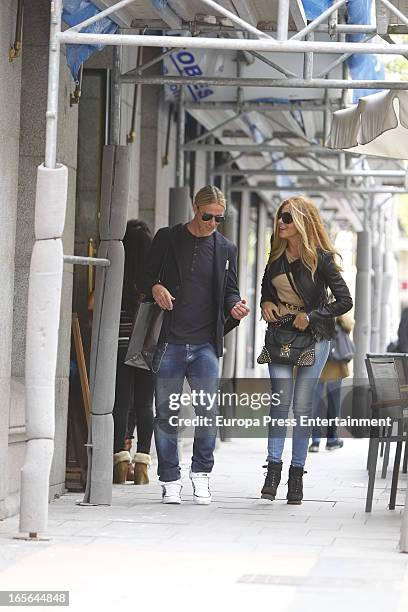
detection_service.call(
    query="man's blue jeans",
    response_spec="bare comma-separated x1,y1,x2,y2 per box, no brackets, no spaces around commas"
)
153,342,219,482
267,339,330,468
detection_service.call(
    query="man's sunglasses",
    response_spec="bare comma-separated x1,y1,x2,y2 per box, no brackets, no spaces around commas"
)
277,211,293,225
201,213,225,223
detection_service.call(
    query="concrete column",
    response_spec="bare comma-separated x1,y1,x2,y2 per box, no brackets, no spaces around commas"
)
138,48,176,232
0,0,22,518
169,187,190,226
381,200,399,350
370,204,383,353
352,229,372,438
82,146,129,505
353,230,372,379
11,0,78,510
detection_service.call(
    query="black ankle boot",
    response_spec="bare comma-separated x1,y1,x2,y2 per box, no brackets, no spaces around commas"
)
261,461,282,501
287,465,306,505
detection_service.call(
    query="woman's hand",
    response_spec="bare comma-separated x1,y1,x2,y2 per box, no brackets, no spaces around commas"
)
152,283,175,310
261,301,279,323
293,312,309,331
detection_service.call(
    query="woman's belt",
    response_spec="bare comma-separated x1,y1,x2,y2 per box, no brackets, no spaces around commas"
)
281,302,305,312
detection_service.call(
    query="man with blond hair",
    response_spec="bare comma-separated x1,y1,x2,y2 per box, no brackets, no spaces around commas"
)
146,185,249,504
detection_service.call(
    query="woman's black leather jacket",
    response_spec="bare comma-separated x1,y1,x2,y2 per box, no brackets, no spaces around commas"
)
260,249,353,340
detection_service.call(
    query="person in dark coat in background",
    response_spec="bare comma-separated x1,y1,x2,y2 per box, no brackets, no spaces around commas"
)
387,306,408,353
113,220,155,485
309,313,354,452
397,307,408,353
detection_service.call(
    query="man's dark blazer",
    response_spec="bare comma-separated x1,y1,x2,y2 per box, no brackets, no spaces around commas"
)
144,223,242,358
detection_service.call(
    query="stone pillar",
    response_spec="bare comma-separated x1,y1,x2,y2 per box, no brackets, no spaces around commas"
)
82,145,129,505
11,0,78,505
380,199,399,350
353,230,372,379
370,205,383,353
0,0,22,518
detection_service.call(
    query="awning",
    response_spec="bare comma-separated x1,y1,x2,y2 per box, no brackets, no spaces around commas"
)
327,90,408,159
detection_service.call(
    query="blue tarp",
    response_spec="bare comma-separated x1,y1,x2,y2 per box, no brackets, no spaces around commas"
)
302,0,384,102
346,0,385,101
62,0,117,82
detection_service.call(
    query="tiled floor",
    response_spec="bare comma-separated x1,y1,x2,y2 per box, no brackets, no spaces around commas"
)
0,437,407,611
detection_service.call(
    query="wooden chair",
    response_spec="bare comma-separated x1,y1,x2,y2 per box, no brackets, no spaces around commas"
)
365,354,408,512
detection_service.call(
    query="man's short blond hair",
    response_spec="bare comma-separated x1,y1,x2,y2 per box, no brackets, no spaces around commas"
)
194,185,226,209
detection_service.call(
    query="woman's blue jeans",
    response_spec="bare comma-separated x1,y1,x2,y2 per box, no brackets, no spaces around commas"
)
267,339,330,468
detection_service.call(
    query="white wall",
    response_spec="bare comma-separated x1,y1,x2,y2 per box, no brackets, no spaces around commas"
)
0,0,22,518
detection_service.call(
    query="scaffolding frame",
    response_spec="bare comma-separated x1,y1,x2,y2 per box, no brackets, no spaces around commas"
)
20,0,408,552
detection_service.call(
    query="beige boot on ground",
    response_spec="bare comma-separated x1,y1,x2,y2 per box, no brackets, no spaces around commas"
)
113,450,131,484
133,452,151,485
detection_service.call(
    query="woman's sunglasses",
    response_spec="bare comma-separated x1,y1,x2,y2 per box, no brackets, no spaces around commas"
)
277,211,293,225
201,213,225,223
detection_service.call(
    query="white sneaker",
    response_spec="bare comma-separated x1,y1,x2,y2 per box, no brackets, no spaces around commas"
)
190,470,212,505
161,479,182,504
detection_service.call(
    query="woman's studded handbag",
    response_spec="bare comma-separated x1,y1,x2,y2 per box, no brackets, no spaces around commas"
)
257,314,316,367
258,255,317,367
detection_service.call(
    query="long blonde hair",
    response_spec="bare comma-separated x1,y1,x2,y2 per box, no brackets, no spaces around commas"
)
268,196,342,278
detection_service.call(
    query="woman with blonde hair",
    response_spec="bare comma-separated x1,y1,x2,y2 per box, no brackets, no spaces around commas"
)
259,196,353,504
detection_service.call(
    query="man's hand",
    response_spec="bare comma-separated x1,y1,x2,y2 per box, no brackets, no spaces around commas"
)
230,299,250,320
152,283,175,310
261,301,279,323
293,312,309,331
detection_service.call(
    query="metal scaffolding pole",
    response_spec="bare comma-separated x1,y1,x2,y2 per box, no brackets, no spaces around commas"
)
183,144,334,153
119,75,408,89
185,112,242,147
277,0,290,41
110,46,122,145
303,33,314,80
224,185,407,194
212,169,407,178
245,50,298,78
198,0,274,40
176,86,185,188
65,0,136,32
121,47,175,79
292,0,347,40
185,101,339,111
58,32,408,56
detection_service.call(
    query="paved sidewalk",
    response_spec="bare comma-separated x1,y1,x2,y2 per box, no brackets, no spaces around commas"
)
0,437,408,611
